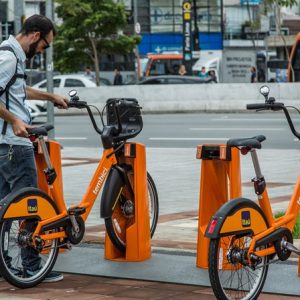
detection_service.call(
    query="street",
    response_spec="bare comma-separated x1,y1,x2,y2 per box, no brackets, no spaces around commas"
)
34,111,300,219
35,111,300,149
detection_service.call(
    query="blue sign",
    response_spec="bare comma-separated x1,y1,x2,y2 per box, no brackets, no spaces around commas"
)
138,33,223,55
240,0,261,5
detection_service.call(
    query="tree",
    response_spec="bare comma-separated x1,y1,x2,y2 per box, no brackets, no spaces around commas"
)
54,0,140,85
263,0,297,81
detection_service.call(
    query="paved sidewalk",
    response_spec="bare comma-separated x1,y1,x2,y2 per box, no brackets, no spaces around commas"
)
0,273,298,300
1,146,300,298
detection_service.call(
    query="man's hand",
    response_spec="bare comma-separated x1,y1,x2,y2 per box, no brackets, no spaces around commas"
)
52,94,69,109
11,119,31,138
26,86,69,109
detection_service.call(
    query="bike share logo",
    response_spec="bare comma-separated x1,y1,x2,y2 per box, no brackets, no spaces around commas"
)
93,167,108,195
27,198,38,213
241,211,251,227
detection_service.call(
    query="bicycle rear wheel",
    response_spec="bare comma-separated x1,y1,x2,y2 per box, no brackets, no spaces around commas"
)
209,230,269,299
105,171,159,252
0,218,59,288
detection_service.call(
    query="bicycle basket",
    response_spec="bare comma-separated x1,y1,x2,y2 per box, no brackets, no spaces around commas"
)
106,98,143,143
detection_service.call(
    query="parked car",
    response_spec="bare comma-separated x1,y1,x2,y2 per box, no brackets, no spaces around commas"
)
26,74,110,118
137,75,215,85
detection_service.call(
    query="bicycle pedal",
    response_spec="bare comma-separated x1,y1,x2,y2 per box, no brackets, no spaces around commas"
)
60,242,72,250
68,207,86,216
283,241,300,255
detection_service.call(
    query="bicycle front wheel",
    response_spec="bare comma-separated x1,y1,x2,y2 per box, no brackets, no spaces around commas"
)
105,171,159,252
209,230,269,299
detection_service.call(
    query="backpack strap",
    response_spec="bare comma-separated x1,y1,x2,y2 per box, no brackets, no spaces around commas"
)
0,46,27,135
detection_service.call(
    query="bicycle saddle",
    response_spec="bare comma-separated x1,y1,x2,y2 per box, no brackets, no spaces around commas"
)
227,135,266,149
27,124,54,136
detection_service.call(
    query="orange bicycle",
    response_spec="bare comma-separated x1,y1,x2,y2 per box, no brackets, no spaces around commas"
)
0,90,158,288
206,86,300,300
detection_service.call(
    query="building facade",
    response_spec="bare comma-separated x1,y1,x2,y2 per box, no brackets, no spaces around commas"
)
133,0,223,55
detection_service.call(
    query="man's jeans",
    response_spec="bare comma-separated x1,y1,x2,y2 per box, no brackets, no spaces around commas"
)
0,144,41,270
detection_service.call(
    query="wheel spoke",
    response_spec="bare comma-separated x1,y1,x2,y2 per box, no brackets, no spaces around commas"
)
209,228,269,300
0,218,59,288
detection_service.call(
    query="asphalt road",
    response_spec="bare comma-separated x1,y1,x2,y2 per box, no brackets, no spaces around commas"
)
34,111,300,149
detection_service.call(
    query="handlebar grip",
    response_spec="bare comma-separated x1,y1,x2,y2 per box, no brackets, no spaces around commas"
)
246,103,268,110
68,101,87,108
247,102,284,111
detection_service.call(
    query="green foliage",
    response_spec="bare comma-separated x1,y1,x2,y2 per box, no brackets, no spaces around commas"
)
263,0,297,8
274,211,300,239
53,0,140,78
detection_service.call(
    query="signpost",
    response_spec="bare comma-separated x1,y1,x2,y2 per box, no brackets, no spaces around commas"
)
46,0,55,139
182,0,192,75
133,0,141,80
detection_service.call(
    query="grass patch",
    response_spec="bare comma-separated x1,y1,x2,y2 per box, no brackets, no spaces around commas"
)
274,211,300,239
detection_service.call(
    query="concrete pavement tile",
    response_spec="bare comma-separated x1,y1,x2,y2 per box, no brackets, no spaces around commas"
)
259,295,300,300
171,295,215,300
104,278,157,287
150,282,200,292
111,286,183,299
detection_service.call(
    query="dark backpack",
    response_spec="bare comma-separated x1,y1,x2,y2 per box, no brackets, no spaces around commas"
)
0,46,27,134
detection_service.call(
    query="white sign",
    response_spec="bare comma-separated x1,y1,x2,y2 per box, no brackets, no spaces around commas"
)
223,50,256,83
135,22,141,34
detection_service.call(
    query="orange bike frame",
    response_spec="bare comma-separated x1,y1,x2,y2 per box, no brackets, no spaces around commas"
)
249,167,300,258
33,147,118,239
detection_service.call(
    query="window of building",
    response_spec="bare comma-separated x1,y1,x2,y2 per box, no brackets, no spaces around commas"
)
150,0,222,33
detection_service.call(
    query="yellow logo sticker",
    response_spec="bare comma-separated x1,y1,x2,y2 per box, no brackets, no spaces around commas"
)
27,199,38,213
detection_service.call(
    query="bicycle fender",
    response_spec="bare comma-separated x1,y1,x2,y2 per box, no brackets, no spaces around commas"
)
0,187,59,221
205,198,269,239
100,167,124,219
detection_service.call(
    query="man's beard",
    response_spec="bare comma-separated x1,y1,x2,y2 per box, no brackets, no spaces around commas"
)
26,40,40,59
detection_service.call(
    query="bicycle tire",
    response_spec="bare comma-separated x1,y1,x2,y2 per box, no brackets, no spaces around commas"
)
105,171,159,252
208,206,269,300
0,191,59,288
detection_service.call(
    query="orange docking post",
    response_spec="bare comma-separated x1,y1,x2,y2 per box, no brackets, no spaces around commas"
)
34,139,65,211
105,143,151,262
196,144,242,268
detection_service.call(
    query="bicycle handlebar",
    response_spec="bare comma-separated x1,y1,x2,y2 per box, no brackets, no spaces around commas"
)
247,98,300,139
66,92,125,138
67,100,103,135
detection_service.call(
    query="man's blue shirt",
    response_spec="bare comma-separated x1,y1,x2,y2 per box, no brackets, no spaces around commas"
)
0,35,32,146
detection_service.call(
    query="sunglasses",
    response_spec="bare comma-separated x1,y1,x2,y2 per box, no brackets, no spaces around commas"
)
41,37,50,50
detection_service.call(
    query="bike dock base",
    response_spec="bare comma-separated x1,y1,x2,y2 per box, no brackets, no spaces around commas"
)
104,143,151,262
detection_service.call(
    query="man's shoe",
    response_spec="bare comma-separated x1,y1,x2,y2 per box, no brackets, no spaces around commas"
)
9,266,22,276
43,271,63,283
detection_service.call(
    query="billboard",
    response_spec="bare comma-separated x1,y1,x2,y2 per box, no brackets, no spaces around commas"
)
222,50,256,83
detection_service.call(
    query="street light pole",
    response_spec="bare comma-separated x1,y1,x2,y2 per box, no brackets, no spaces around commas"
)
133,0,140,80
193,0,200,51
14,0,25,34
46,0,54,139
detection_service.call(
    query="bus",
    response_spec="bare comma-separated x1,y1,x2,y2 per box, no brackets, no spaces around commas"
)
143,54,185,77
288,32,300,82
143,52,221,81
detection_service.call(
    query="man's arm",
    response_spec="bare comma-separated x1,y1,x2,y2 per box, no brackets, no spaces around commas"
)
26,86,68,109
0,103,29,137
